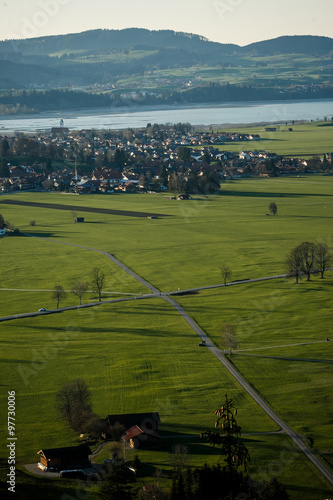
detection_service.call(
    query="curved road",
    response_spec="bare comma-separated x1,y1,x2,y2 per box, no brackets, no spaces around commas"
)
4,234,333,488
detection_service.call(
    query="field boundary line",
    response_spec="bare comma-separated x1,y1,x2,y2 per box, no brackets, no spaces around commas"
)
232,352,333,364
6,233,333,487
163,295,333,488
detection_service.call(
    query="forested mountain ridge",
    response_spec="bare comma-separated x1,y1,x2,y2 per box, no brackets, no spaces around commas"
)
1,29,333,57
1,29,333,113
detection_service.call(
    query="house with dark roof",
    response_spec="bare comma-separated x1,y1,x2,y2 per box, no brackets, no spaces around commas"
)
37,444,92,470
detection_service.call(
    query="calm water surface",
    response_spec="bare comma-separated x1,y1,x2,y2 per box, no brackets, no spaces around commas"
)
1,99,333,133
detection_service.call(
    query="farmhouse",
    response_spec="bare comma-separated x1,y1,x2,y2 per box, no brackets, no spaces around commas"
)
37,444,92,470
122,425,161,449
107,412,161,448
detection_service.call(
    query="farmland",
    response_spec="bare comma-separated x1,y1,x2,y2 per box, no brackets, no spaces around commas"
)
0,175,332,499
214,121,333,157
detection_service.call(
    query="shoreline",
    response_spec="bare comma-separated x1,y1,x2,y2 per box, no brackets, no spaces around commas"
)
1,97,333,121
1,98,332,134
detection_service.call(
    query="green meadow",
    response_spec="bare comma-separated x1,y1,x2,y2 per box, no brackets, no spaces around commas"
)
214,121,333,157
0,175,333,498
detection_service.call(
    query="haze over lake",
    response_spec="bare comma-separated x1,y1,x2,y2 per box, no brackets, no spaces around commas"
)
1,99,333,133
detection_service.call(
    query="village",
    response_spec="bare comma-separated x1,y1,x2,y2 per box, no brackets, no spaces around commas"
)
0,123,332,195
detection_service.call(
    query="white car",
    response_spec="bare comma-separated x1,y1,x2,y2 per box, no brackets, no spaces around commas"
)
38,308,46,312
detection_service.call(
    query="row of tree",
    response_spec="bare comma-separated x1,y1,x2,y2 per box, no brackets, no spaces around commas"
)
285,241,332,283
52,267,106,308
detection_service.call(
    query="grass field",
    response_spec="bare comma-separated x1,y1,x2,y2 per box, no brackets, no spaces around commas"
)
214,121,333,157
106,53,333,91
0,176,332,499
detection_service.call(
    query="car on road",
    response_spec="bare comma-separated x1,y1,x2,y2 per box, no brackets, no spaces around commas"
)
38,308,46,312
59,469,87,479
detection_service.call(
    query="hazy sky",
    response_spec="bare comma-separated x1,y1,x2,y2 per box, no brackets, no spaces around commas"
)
1,0,332,46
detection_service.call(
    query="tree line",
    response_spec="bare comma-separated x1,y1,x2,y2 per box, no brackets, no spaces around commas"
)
285,241,331,283
52,267,106,308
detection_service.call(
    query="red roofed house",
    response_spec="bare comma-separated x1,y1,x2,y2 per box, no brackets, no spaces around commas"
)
107,412,161,449
122,425,161,449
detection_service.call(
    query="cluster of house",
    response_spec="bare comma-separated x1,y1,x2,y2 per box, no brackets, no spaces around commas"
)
37,412,161,473
0,126,331,195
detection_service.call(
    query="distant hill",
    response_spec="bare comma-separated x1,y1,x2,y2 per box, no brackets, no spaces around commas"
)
1,29,333,57
242,35,333,56
1,29,333,110
0,28,238,56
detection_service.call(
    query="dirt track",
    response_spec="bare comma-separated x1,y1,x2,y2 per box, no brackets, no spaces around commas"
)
0,198,171,218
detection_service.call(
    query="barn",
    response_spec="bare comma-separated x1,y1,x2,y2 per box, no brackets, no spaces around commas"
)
37,444,92,470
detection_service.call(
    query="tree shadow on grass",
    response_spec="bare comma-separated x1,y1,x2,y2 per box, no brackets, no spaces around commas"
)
15,323,191,339
221,190,332,198
20,231,58,238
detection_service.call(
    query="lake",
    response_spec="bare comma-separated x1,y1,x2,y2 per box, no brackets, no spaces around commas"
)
1,99,333,133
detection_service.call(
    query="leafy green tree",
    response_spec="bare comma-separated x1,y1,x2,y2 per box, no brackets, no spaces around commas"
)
114,148,126,168
269,202,277,215
0,159,10,177
159,164,168,187
177,146,191,162
0,138,10,158
202,150,211,165
201,394,250,473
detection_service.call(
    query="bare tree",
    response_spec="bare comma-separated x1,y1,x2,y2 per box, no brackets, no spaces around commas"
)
298,241,317,281
315,243,332,278
72,279,89,305
269,202,277,216
169,444,189,474
220,264,232,285
91,267,105,302
52,285,67,308
220,323,238,353
55,379,92,432
285,245,303,283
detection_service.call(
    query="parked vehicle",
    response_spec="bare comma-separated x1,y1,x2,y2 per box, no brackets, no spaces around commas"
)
59,469,87,479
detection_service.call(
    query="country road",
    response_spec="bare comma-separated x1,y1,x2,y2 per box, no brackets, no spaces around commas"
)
2,233,333,488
